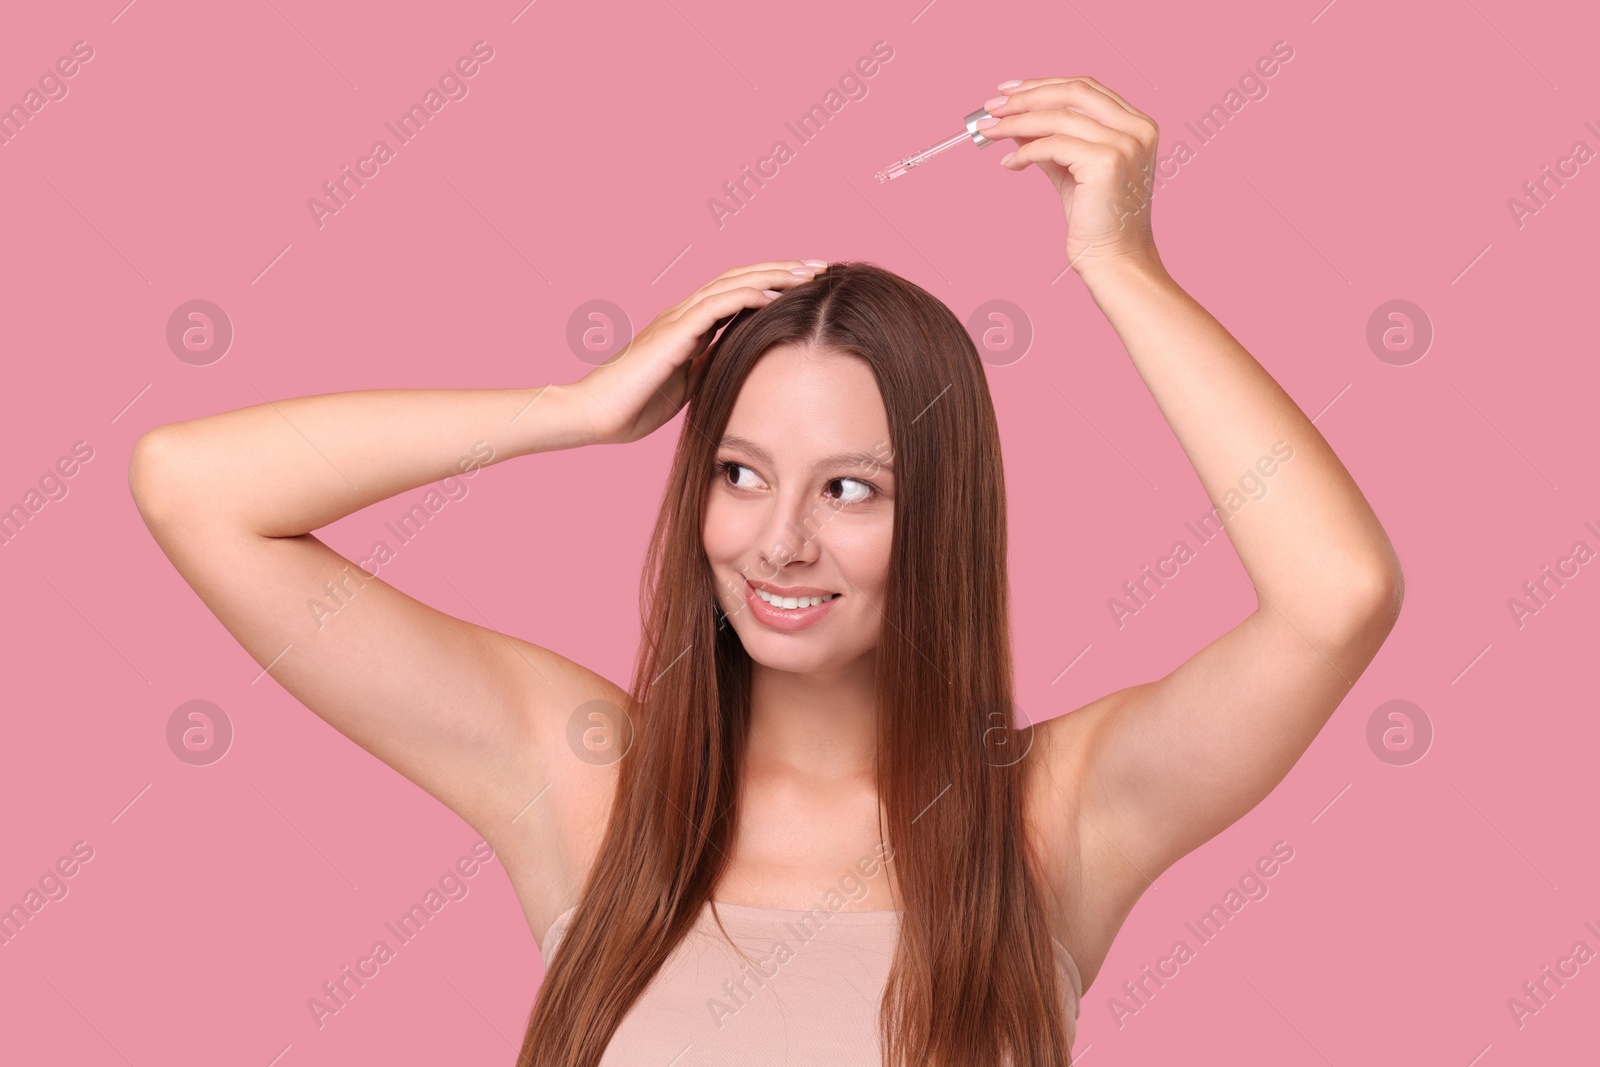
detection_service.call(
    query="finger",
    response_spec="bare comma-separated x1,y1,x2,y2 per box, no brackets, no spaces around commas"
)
1065,76,1148,119
684,346,712,400
982,109,1141,157
690,305,747,354
704,260,829,290
674,286,779,342
999,76,1145,120
725,264,827,289
991,80,1155,146
686,263,827,308
1000,132,1124,175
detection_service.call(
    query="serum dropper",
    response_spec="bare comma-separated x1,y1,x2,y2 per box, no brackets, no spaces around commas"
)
874,108,1000,182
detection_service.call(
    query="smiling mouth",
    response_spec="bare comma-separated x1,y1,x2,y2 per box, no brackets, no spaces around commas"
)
736,578,847,630
751,586,842,610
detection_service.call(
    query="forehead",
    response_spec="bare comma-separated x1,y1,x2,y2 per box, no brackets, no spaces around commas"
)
723,345,890,459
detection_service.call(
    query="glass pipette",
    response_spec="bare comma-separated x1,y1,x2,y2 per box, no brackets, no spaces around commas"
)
874,108,999,183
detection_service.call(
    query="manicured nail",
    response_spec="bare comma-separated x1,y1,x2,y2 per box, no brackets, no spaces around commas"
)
999,152,1016,166
789,267,814,276
997,79,1023,90
763,289,782,297
983,94,1010,111
802,259,828,267
976,117,999,130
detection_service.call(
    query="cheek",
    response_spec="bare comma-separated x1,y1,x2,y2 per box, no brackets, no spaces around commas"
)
826,521,893,590
702,504,743,609
702,497,758,566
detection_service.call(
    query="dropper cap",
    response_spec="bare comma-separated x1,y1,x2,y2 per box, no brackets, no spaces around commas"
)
964,107,999,147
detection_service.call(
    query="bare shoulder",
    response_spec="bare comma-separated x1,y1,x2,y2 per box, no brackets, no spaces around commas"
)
481,635,631,949
1024,685,1155,990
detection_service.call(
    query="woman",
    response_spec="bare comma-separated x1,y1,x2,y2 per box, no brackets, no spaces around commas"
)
129,76,1403,1066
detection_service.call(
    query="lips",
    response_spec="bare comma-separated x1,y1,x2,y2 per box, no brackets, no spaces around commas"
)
747,579,840,598
742,578,843,631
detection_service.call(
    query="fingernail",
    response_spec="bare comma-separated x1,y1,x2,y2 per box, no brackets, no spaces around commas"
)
997,79,1023,90
999,152,1016,166
789,267,814,276
802,259,828,267
983,94,1010,111
976,117,999,130
763,289,782,297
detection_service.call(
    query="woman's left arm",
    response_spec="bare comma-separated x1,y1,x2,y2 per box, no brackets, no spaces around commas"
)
987,77,1404,886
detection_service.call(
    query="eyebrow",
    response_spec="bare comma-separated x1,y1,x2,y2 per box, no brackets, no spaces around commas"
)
717,434,894,474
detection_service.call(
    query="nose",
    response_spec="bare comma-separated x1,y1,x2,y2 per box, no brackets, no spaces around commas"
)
754,488,825,575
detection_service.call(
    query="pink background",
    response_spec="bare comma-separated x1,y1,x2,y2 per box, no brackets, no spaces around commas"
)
2,0,1596,1063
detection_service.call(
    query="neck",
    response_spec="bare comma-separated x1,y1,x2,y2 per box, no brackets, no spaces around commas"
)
744,654,877,782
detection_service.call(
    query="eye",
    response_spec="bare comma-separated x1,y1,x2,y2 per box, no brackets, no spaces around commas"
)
827,477,875,505
715,460,764,491
713,460,881,506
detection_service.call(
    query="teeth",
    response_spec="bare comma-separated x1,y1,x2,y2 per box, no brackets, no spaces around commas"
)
755,588,839,610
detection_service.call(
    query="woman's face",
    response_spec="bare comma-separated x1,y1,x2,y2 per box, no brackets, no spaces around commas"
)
704,344,895,675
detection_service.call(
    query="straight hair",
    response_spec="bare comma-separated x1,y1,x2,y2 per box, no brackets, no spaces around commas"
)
517,260,1074,1066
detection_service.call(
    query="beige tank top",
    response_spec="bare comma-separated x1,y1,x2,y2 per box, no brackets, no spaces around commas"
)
540,900,1082,1064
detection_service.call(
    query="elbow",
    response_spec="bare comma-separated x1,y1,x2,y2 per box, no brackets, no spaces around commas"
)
1333,529,1405,626
1360,540,1405,619
1380,565,1405,622
128,425,191,527
1339,563,1405,638
1277,560,1403,651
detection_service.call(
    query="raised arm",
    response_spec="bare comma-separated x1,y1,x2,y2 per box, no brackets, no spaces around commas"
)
127,383,628,889
127,259,830,939
985,78,1403,897
1062,253,1402,882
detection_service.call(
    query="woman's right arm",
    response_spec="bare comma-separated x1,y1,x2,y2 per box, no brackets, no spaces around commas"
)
126,383,624,868
128,261,825,930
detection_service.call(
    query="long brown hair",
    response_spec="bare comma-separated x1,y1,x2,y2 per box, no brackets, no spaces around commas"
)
517,260,1074,1066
